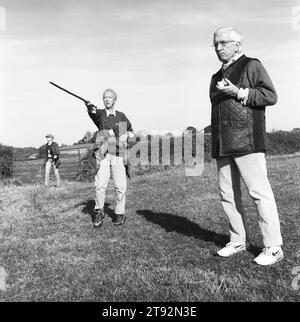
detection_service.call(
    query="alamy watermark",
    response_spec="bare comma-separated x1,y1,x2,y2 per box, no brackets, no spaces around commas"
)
94,124,205,177
0,6,6,31
291,6,300,31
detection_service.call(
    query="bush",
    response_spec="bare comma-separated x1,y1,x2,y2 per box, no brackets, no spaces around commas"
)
203,130,300,159
266,130,300,155
0,144,13,179
75,158,95,182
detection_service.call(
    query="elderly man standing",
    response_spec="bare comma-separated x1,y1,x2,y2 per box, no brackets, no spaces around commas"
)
209,26,283,265
85,89,134,228
44,134,61,187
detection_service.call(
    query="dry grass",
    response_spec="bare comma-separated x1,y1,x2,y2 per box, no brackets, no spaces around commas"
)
0,156,299,302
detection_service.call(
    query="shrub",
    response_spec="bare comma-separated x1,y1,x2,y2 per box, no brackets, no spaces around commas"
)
203,130,300,159
0,144,13,179
266,130,300,155
75,158,95,182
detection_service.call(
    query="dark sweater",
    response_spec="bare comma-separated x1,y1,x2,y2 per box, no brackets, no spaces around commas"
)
88,108,133,158
88,109,133,137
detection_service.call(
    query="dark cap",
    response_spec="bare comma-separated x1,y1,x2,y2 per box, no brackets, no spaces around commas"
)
45,134,54,139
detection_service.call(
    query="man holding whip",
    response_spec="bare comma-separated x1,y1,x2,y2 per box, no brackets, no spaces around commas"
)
49,82,134,228
85,89,134,228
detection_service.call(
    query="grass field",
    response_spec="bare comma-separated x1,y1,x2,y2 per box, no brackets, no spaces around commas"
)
0,155,299,302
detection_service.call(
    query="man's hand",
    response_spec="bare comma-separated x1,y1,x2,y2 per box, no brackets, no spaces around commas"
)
85,101,96,114
216,78,239,97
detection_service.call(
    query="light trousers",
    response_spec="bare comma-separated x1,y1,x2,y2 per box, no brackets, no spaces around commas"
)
94,153,127,214
45,160,60,186
216,152,283,247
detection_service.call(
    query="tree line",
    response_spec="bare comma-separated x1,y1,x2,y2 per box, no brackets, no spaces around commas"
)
0,128,299,180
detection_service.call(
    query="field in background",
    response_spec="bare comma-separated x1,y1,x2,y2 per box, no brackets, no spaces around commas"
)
0,155,299,302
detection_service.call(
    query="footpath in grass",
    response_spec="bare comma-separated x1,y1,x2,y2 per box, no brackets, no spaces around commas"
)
0,156,299,301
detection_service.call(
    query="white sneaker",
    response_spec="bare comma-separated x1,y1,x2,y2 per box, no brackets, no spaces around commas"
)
253,246,284,266
217,242,246,257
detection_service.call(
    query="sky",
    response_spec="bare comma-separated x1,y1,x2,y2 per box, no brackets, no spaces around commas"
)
0,0,299,148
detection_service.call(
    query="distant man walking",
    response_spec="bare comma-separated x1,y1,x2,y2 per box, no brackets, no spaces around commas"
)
85,89,134,228
44,134,61,187
209,26,283,265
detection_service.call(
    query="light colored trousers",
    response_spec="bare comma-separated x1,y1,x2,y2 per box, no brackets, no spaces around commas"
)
94,153,127,214
216,152,283,247
45,160,60,186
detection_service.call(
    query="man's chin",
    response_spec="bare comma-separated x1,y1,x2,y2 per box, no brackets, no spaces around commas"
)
217,56,228,63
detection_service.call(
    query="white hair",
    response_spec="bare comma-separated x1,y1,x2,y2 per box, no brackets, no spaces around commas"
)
103,88,117,100
214,26,243,42
213,26,243,52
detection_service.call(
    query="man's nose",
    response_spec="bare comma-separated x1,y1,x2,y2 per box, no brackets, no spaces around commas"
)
215,43,222,51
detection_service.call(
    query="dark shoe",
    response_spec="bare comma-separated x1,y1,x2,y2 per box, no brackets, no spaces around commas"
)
94,209,105,228
114,214,126,226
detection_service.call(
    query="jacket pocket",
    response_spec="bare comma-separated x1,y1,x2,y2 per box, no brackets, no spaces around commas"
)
221,121,251,155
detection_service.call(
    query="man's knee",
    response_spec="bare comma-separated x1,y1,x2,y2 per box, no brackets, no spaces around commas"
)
115,184,127,195
247,183,273,201
95,183,107,192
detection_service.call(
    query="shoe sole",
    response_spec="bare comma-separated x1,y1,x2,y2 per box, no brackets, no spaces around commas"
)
253,255,284,266
217,247,246,258
217,251,245,258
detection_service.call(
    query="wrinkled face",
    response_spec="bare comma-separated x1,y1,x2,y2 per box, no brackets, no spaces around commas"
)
103,91,116,109
213,31,238,63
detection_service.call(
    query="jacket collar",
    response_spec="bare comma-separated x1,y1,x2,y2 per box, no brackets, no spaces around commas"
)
104,108,116,117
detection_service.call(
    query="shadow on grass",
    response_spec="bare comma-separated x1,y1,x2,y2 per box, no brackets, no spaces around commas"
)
80,199,115,222
247,244,261,257
137,210,262,255
136,209,228,247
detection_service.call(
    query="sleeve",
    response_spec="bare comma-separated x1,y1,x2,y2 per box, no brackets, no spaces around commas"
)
120,112,133,134
245,60,278,107
88,109,102,130
125,115,133,133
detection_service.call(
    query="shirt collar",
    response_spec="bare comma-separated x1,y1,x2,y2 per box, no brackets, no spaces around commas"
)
222,53,243,70
105,108,116,117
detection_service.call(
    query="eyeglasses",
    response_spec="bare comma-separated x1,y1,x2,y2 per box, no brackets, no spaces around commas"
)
212,40,236,48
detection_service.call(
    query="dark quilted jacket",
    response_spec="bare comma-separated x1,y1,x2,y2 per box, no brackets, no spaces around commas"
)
43,142,60,167
209,55,277,158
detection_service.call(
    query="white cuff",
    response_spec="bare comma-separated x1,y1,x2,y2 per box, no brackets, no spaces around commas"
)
127,132,134,138
237,88,249,105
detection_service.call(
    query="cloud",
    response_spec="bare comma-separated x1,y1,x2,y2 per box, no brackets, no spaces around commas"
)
119,6,211,27
207,0,297,27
